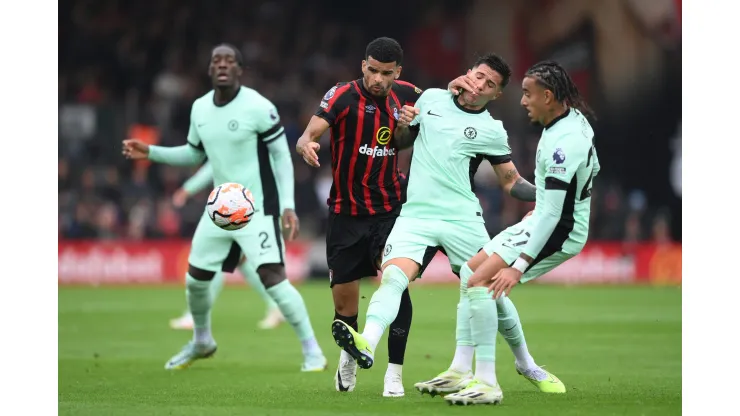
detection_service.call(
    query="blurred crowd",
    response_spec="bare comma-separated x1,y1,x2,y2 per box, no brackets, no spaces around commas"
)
58,0,681,244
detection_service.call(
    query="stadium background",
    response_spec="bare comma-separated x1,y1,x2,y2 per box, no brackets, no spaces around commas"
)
58,0,682,287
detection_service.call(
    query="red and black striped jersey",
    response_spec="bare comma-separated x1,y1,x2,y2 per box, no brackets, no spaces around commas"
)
315,78,422,216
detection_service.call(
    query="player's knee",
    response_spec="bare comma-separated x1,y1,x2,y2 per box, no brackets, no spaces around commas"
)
331,282,360,315
188,264,216,281
257,263,286,289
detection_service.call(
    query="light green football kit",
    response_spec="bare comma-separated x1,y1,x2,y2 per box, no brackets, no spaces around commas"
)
381,88,513,274
483,108,600,282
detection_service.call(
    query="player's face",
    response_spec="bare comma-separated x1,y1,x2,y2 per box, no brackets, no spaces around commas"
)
209,46,242,87
459,64,504,106
521,76,550,125
362,56,401,97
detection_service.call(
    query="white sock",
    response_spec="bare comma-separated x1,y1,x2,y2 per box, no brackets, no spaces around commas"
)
512,343,537,371
450,345,474,374
362,321,384,353
193,327,212,345
340,350,353,363
301,337,322,356
386,363,403,377
475,360,498,387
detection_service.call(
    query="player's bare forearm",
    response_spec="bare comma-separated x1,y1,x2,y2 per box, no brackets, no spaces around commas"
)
393,125,418,150
296,116,330,149
510,177,536,202
494,162,536,202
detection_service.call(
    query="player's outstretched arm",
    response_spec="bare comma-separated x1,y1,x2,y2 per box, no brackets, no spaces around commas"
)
296,116,330,167
492,161,536,202
174,162,213,205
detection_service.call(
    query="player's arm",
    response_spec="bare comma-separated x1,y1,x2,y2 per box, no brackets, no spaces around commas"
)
259,104,295,213
393,90,426,149
148,108,206,166
513,143,587,271
491,160,536,202
181,162,213,195
296,83,352,167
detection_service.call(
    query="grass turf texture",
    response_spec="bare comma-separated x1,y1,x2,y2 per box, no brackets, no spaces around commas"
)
59,282,681,415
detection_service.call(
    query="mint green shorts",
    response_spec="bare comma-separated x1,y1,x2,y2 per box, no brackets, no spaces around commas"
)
382,216,490,275
482,217,574,284
188,211,285,272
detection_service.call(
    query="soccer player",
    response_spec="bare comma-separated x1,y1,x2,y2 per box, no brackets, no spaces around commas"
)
296,37,469,396
122,43,326,372
327,53,541,394
442,60,600,405
168,162,284,331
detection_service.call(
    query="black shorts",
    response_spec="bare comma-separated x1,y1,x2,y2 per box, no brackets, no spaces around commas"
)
326,211,439,287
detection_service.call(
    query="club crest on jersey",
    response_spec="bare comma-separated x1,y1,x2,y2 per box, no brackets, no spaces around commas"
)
553,148,566,164
228,120,239,131
464,127,477,140
323,86,338,101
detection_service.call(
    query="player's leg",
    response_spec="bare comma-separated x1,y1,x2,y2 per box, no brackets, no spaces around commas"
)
331,216,434,370
240,214,326,372
169,270,226,330
236,256,283,329
415,221,493,400
370,215,423,397
326,212,375,391
165,214,233,370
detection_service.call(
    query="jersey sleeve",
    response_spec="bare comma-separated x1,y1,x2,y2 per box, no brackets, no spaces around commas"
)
187,103,203,151
481,120,512,165
314,83,353,127
409,90,431,127
543,138,589,190
393,80,423,105
255,100,285,144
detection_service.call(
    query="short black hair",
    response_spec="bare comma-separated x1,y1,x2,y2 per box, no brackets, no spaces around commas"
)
526,60,596,120
365,37,403,65
472,53,512,88
212,43,244,67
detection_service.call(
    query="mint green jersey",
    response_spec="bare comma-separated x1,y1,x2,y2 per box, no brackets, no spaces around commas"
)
186,86,290,216
401,88,512,222
522,108,600,258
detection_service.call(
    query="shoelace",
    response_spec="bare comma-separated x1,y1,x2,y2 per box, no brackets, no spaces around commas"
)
524,367,549,381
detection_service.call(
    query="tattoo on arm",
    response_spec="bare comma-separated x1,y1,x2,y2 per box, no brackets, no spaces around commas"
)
394,126,419,150
510,177,536,202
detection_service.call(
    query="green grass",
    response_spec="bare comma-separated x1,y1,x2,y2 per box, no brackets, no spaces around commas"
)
59,282,681,415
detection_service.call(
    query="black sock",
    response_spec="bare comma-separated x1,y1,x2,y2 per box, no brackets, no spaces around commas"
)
388,288,413,365
334,311,359,332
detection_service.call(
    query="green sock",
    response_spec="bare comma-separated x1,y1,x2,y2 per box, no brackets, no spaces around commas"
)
468,286,498,386
450,263,474,373
208,271,225,304
237,261,278,311
266,280,321,356
496,296,536,370
186,273,213,344
363,265,410,352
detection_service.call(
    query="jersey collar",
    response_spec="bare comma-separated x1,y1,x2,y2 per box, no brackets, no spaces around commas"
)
544,108,570,130
452,93,487,114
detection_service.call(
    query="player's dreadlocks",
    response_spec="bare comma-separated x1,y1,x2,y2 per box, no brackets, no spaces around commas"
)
526,60,596,121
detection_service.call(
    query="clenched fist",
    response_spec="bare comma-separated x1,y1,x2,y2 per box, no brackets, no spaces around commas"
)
397,105,420,129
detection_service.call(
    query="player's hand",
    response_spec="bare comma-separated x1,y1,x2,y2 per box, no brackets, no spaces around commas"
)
448,74,478,97
398,105,420,128
297,141,321,168
488,267,522,299
523,210,534,220
122,139,150,160
282,208,300,241
172,188,189,208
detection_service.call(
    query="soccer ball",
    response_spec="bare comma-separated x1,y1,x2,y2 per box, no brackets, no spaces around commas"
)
206,183,256,231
